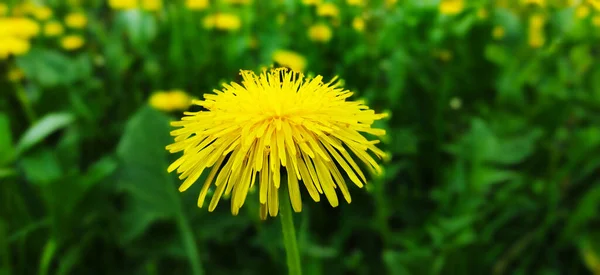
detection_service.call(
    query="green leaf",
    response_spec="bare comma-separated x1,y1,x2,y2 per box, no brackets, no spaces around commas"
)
20,149,63,186
0,114,14,166
115,106,203,275
15,112,75,155
16,48,88,87
564,182,600,236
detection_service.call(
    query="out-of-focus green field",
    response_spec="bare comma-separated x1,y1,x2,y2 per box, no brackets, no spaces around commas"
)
1,0,600,274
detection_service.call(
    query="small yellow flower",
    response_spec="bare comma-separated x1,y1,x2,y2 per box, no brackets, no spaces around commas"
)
142,0,162,11
346,0,364,6
308,23,332,42
32,6,53,21
439,0,464,15
317,3,340,18
166,68,388,219
149,90,194,112
592,15,600,26
492,26,505,39
302,0,322,5
521,0,546,7
109,0,139,10
65,12,88,29
0,18,40,39
8,67,25,82
186,0,209,10
0,37,31,59
60,35,85,51
476,8,488,19
44,21,65,37
203,13,241,31
352,17,365,32
589,0,600,10
575,5,591,19
528,14,545,48
272,50,307,72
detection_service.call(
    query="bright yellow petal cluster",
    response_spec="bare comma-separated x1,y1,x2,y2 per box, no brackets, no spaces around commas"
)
317,3,340,18
149,90,194,112
352,17,365,32
65,12,88,29
302,0,322,5
142,0,162,11
186,0,209,10
44,21,65,37
0,17,39,59
308,23,332,42
60,35,85,51
109,0,139,10
166,68,388,219
203,13,242,31
272,50,307,72
528,13,545,48
439,0,464,15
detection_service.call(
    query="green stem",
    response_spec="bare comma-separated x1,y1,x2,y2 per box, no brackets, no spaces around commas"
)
280,186,302,275
14,84,36,123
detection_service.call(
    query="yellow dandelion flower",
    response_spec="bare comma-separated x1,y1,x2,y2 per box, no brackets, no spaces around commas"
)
592,15,600,26
149,90,194,112
44,21,65,37
65,12,88,29
272,50,307,72
142,0,162,11
308,23,332,42
166,68,388,219
575,5,591,19
109,0,139,10
528,13,545,48
203,13,241,31
0,18,40,39
439,0,464,15
521,0,546,7
60,35,85,51
302,0,322,5
186,0,209,10
317,3,339,18
589,0,600,10
352,17,365,32
492,26,505,39
346,0,364,6
32,6,53,21
0,37,31,59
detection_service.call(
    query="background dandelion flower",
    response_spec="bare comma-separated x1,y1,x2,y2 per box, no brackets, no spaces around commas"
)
166,68,387,219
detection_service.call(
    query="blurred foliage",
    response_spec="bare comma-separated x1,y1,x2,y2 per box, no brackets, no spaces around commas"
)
1,0,600,274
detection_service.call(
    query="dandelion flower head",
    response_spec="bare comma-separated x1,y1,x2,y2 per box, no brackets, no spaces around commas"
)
166,68,388,219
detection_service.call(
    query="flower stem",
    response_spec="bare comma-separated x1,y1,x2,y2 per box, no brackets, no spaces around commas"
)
280,185,302,275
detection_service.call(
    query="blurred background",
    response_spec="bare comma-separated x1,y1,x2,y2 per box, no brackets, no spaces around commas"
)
1,0,600,274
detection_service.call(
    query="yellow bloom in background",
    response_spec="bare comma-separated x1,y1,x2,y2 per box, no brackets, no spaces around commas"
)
575,5,591,19
60,35,85,51
32,6,53,21
44,21,65,37
352,17,365,32
186,0,209,10
109,0,139,10
302,0,322,6
528,14,545,48
592,15,600,26
149,90,193,112
386,0,398,7
0,18,40,39
308,23,332,42
65,12,88,29
492,26,505,39
8,67,25,82
142,0,162,11
317,3,340,18
0,37,31,59
346,0,364,6
435,49,453,62
166,68,388,219
589,0,600,10
203,13,241,31
521,0,546,7
439,0,464,15
272,50,307,72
